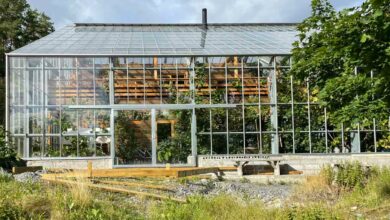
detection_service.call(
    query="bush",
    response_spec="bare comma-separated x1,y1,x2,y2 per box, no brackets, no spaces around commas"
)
321,161,369,190
369,167,390,199
0,168,13,182
283,204,340,220
0,125,26,170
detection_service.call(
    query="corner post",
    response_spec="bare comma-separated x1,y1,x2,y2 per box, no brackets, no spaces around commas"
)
5,54,9,142
269,57,279,154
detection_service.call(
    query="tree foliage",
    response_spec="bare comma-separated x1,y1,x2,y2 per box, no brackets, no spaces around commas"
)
291,0,390,128
0,0,54,74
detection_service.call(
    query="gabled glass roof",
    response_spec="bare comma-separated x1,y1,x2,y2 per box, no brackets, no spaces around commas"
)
9,23,298,56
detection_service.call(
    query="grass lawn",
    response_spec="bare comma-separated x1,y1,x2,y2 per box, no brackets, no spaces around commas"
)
1,162,390,220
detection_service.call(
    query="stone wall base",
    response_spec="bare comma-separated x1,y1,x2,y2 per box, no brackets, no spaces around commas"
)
26,158,113,169
198,154,390,175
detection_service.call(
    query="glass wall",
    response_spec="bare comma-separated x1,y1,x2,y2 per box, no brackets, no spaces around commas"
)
9,57,111,158
8,56,390,161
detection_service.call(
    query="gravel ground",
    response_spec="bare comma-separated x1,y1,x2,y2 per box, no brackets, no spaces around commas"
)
174,179,293,206
13,170,45,183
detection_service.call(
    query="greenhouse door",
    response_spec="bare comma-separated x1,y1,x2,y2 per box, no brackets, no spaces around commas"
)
114,109,192,166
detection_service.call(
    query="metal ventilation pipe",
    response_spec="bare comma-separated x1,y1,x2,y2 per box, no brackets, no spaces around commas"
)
202,8,207,29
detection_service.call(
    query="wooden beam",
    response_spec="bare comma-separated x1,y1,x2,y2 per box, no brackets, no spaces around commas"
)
12,166,42,174
93,180,175,192
234,56,239,78
42,177,185,203
153,57,158,79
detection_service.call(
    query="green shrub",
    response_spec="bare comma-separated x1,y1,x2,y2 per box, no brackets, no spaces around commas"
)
0,125,26,170
321,161,369,190
0,168,13,182
369,167,390,199
284,204,340,220
335,161,368,189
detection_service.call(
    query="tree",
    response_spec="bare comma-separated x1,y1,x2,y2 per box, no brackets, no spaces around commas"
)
0,0,54,124
291,0,390,149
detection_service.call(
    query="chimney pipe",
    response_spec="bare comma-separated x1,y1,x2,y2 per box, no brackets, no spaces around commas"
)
202,8,207,29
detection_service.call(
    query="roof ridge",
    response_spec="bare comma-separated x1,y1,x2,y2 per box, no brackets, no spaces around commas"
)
74,22,298,27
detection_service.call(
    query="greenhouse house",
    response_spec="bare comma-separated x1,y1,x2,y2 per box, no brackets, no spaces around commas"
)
6,10,388,168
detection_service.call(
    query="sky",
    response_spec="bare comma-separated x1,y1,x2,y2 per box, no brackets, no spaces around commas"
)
27,0,365,29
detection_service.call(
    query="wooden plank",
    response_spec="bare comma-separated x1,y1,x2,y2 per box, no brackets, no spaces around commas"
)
42,167,222,179
42,177,185,203
177,167,219,177
94,180,175,192
12,166,43,174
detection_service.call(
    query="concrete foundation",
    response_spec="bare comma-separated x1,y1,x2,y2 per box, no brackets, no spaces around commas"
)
24,154,390,174
26,158,113,169
198,154,390,175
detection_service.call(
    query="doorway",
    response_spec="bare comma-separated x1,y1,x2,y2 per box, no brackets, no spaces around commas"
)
114,109,192,166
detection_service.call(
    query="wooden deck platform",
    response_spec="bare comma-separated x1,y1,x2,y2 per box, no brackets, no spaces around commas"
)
42,167,220,179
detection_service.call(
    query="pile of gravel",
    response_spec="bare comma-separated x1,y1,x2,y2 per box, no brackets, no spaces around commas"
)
174,179,293,205
13,171,42,183
210,181,292,203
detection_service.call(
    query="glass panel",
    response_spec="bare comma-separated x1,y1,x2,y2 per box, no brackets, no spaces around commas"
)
96,135,111,156
144,69,160,104
295,132,310,153
79,136,95,157
229,134,243,154
278,105,293,131
243,68,260,103
62,136,78,157
94,57,110,69
28,69,44,105
44,136,61,157
229,107,244,132
195,65,210,104
197,134,210,155
127,57,143,69
114,69,128,104
61,70,77,105
227,68,242,104
78,57,93,68
210,69,226,104
312,132,326,153
128,69,145,104
245,106,260,132
78,110,94,135
211,108,226,132
29,137,42,157
29,108,43,134
177,69,191,104
10,69,25,105
78,70,94,105
279,133,293,153
27,57,42,68
47,69,61,105
10,57,25,68
61,109,77,135
245,134,261,154
112,57,126,68
46,108,60,134
157,109,191,164
11,137,24,157
95,69,109,104
44,57,59,68
60,58,76,68
196,108,210,132
96,110,110,134
212,134,227,154
161,69,177,104
10,107,24,134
